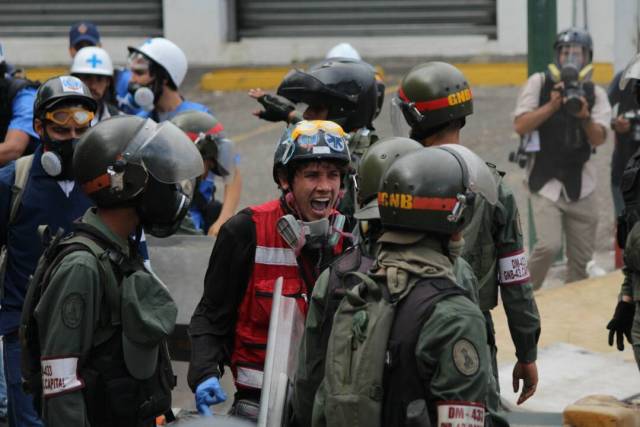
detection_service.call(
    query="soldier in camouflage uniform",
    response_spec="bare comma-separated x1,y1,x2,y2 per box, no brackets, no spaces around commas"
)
393,61,541,407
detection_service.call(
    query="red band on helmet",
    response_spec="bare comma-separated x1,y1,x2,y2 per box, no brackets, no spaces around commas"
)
412,196,458,211
398,87,472,113
82,173,110,194
185,122,224,141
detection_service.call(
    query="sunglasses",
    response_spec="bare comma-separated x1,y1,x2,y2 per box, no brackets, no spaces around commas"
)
45,107,95,126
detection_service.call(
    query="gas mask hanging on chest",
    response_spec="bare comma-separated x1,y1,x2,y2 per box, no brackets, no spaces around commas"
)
40,137,79,180
277,214,346,254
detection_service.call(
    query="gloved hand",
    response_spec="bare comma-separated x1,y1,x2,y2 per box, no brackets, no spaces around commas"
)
195,377,227,416
256,94,295,122
607,300,635,351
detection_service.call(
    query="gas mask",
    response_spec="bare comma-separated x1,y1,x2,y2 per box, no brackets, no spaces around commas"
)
136,177,193,238
127,82,155,112
277,214,345,253
41,136,79,181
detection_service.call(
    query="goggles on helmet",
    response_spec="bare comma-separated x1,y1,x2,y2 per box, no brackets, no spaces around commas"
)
45,107,95,126
289,119,347,147
128,52,150,72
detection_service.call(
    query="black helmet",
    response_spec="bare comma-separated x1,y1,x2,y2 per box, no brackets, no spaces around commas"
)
378,145,497,235
170,110,235,177
392,62,473,140
73,115,204,237
554,27,593,65
354,137,422,220
34,75,97,120
277,58,378,132
273,120,351,186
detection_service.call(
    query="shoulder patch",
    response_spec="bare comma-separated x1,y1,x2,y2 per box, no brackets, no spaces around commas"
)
452,338,480,376
61,293,84,329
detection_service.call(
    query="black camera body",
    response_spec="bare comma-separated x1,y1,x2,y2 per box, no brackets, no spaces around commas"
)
560,65,586,116
508,138,528,169
623,109,640,141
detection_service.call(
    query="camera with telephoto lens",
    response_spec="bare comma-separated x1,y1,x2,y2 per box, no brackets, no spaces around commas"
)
623,109,640,142
560,65,586,116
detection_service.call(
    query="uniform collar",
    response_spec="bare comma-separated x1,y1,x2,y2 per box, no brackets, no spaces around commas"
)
81,208,131,257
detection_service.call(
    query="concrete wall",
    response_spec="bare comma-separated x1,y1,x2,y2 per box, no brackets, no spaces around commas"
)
0,0,628,67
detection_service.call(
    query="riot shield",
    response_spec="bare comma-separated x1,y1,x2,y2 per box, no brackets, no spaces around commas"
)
258,277,305,427
146,234,215,361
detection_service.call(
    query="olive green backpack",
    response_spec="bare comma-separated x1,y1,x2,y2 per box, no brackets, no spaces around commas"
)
313,271,396,427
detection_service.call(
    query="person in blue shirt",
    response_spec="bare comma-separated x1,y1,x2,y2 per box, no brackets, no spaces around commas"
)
170,110,243,236
0,48,39,165
126,37,210,122
0,75,97,426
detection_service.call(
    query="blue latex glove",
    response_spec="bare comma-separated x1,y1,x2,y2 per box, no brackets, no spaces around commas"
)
195,377,228,416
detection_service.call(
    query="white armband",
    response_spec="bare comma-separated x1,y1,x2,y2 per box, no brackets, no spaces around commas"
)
437,401,485,427
41,356,84,397
497,249,530,285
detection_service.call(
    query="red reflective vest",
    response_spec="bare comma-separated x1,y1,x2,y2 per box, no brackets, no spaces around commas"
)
231,199,340,390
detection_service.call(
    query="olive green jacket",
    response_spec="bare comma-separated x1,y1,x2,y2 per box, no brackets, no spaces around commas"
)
309,237,490,427
462,168,540,363
35,209,129,427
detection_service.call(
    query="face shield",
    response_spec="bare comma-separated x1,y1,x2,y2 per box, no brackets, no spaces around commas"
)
197,134,237,183
123,119,204,185
437,144,498,205
390,95,414,138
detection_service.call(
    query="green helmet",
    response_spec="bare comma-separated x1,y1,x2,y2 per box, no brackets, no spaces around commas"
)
273,120,351,186
34,75,97,120
355,137,422,220
379,144,497,236
73,115,204,237
392,62,472,139
170,110,236,177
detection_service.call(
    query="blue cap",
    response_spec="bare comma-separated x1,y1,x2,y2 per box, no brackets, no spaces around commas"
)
69,21,100,47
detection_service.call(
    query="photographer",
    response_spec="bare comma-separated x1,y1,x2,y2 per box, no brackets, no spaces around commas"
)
609,68,640,217
513,28,611,290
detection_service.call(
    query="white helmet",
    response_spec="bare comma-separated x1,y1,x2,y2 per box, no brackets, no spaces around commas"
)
326,43,361,61
71,46,114,77
128,37,187,88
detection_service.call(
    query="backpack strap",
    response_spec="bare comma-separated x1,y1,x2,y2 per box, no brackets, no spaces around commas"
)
9,154,34,225
61,234,122,326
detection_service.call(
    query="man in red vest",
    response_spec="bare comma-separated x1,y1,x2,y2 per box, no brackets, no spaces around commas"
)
187,120,351,420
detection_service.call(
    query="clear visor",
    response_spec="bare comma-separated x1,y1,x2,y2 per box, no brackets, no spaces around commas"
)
620,53,640,90
556,44,588,70
438,144,498,205
211,136,237,183
390,95,413,138
124,119,205,184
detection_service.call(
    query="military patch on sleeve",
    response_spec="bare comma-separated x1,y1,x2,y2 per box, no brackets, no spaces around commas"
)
61,293,84,329
452,339,480,376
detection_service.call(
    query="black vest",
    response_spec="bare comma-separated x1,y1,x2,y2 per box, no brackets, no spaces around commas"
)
528,71,596,201
382,278,467,427
0,78,37,142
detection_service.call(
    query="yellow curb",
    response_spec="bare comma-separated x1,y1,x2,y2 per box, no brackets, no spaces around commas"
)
201,62,614,92
23,67,69,83
453,62,613,87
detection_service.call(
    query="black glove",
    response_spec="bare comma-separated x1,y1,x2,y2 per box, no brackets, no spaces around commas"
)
256,94,295,122
607,300,635,351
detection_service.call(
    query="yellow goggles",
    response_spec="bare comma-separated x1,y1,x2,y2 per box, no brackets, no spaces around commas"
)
290,120,346,140
45,108,95,126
